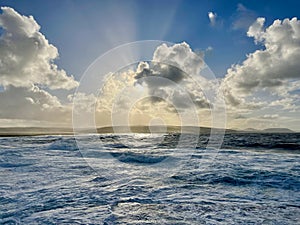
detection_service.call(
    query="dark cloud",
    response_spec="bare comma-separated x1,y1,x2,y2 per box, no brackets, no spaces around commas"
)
134,61,211,110
135,63,186,86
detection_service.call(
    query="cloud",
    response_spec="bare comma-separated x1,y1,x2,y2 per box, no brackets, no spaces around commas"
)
208,12,217,26
262,114,279,119
270,98,298,110
0,7,80,126
205,46,213,53
94,42,216,128
134,42,212,110
232,3,257,30
153,42,205,76
68,92,97,114
0,85,71,124
222,17,300,110
247,17,265,43
0,7,78,89
135,63,186,86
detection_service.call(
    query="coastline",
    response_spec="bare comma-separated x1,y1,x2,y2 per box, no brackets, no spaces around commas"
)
0,126,296,137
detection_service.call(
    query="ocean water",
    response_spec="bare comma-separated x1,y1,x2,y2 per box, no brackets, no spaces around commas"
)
0,133,299,224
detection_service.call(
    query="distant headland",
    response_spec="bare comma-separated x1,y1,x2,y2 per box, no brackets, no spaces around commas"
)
0,126,295,136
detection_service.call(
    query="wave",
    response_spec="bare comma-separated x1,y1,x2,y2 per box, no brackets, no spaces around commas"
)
209,133,300,151
171,170,300,191
56,133,300,152
47,137,78,151
104,143,129,149
0,162,33,168
110,152,167,164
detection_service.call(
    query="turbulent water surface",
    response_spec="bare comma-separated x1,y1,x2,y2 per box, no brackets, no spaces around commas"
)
0,133,300,224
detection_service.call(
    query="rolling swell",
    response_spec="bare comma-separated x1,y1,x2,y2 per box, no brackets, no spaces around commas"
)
1,133,299,224
110,152,167,164
215,133,299,151
89,133,300,152
172,171,300,190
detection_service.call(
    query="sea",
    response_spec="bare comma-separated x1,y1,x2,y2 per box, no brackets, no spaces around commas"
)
0,133,299,224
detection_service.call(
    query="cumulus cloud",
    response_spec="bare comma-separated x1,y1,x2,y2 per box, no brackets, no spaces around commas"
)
94,42,218,128
134,42,212,110
223,17,300,110
0,7,79,126
153,42,205,76
0,85,71,124
0,7,78,89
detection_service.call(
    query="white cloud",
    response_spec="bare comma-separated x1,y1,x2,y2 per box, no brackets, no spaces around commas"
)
0,7,78,89
0,85,71,124
247,17,265,43
270,98,297,110
0,7,80,126
221,16,300,130
262,114,279,119
153,42,205,76
206,46,213,53
208,12,217,26
222,17,300,110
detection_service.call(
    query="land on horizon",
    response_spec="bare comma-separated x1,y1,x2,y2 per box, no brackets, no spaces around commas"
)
0,126,295,136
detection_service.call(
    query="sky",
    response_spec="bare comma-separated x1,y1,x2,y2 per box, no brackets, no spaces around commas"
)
0,0,299,131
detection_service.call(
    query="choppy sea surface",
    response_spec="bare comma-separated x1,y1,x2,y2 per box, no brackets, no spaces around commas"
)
0,133,300,224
